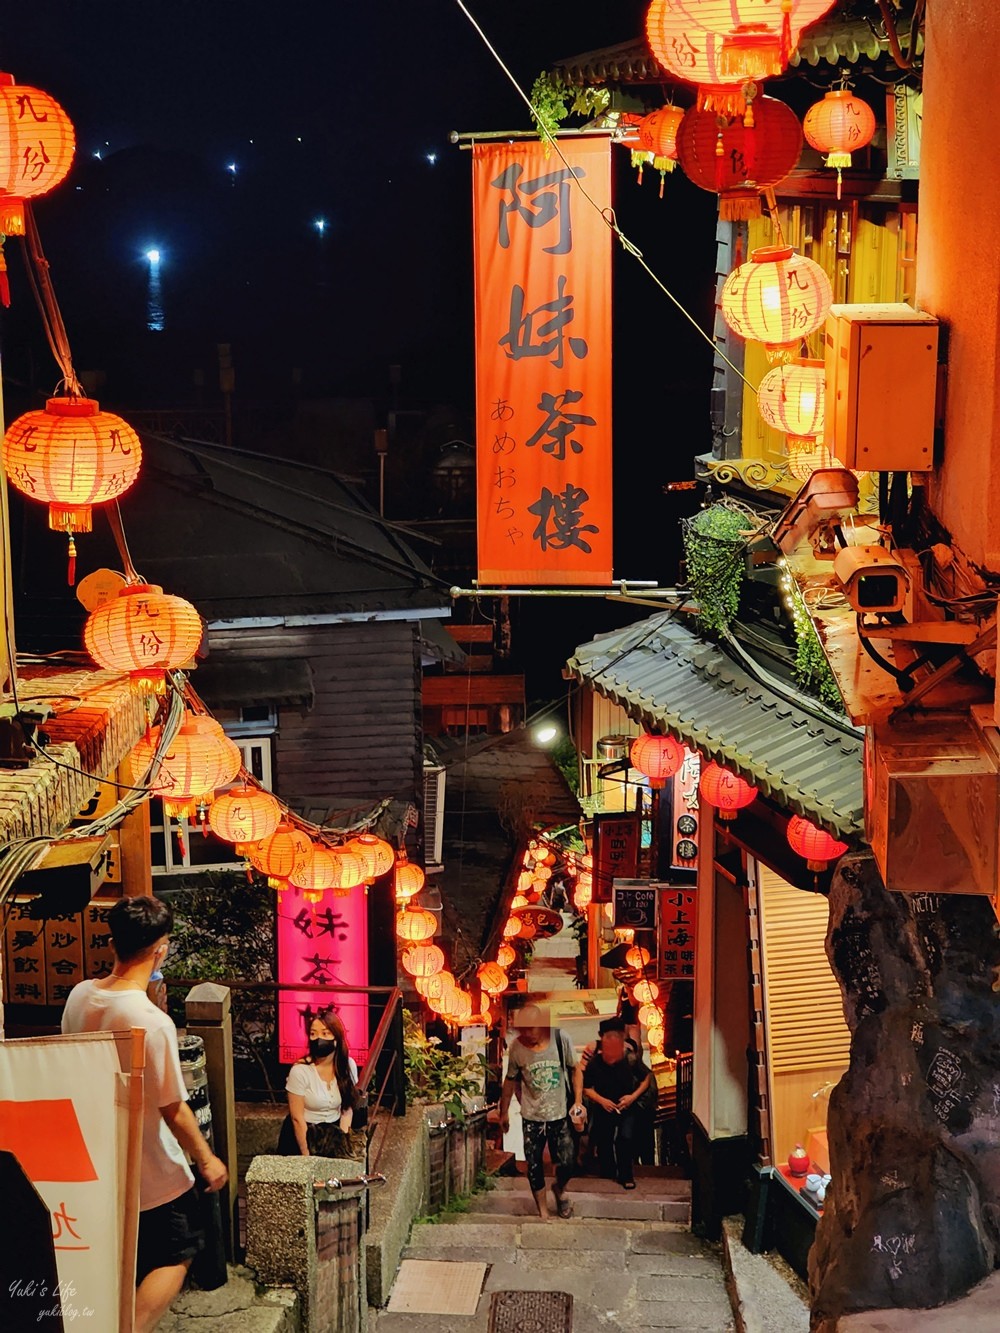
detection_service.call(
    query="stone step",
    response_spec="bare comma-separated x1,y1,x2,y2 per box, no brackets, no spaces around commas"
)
162,1265,298,1333
490,1173,691,1198
463,1187,689,1224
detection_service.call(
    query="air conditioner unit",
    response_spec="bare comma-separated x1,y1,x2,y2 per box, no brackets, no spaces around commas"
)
423,763,446,870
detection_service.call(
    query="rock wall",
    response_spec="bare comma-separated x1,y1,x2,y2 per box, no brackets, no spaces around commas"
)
809,855,1000,1329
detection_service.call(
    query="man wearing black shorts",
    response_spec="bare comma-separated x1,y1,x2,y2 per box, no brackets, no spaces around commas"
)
63,896,227,1333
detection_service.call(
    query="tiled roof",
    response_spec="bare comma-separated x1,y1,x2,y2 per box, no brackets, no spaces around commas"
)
554,16,921,85
565,612,864,838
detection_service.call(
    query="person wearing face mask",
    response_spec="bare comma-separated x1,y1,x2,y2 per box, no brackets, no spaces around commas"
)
277,1007,364,1159
62,895,228,1333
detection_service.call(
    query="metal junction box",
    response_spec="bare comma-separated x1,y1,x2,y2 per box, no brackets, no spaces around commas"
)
866,714,999,905
824,303,939,472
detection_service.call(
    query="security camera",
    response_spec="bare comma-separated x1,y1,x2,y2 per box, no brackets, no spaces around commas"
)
833,545,910,615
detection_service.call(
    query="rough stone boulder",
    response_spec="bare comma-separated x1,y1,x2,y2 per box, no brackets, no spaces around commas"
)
809,854,1000,1330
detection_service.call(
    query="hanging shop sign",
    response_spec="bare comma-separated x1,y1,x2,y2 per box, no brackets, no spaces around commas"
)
658,884,697,980
670,748,701,870
276,890,369,1066
612,879,659,931
472,137,613,586
593,812,640,903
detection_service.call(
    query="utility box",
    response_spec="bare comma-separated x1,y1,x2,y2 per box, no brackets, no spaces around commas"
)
824,303,939,471
866,713,1000,906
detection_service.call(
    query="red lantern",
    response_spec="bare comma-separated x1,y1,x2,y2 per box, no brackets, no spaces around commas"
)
496,943,517,970
676,97,802,221
132,714,241,820
0,73,75,285
803,89,876,197
477,962,508,996
626,944,652,970
638,105,684,164
700,761,758,819
394,853,425,902
329,848,366,893
289,844,342,903
630,733,685,790
632,978,660,1005
402,943,444,979
757,358,825,441
644,5,748,117
396,906,437,944
3,397,142,578
345,833,395,882
502,916,523,940
637,1001,662,1028
720,246,832,361
208,786,282,848
786,815,849,872
84,582,202,692
663,2,835,81
247,822,311,891
416,970,455,1000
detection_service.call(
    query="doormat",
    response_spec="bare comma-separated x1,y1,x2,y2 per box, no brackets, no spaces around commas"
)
488,1290,573,1333
387,1259,487,1315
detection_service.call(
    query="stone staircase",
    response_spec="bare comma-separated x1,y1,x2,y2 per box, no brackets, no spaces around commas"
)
372,1171,736,1332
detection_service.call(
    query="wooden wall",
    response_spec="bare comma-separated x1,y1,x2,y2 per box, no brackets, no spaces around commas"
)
205,620,422,818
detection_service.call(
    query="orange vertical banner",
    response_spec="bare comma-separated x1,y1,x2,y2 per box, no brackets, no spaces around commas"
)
473,138,613,586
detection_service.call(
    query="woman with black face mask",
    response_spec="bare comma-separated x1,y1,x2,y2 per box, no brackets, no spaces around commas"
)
277,1007,364,1158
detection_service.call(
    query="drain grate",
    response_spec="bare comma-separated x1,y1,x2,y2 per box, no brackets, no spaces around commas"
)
488,1290,573,1333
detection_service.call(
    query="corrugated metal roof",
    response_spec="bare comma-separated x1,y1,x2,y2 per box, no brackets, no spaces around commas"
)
565,612,864,838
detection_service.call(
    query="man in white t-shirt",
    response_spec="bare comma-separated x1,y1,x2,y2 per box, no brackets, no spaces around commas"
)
62,896,227,1333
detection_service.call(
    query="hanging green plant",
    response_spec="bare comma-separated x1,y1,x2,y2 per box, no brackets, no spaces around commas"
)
529,73,611,149
683,504,752,634
786,578,846,714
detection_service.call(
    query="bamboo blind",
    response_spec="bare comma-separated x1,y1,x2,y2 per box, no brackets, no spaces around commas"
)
758,866,851,1074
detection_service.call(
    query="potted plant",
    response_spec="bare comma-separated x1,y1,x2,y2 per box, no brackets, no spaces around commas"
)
402,1009,485,1126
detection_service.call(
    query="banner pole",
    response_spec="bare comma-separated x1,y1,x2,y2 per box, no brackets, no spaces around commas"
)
120,1028,145,1333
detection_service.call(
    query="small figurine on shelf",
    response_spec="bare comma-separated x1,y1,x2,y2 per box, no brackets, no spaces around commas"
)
788,1144,810,1177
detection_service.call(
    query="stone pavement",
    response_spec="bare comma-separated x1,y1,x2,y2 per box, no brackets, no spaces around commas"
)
370,1174,735,1332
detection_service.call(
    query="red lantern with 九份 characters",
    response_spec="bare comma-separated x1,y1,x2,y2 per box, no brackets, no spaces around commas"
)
786,815,849,872
676,96,803,221
699,761,758,820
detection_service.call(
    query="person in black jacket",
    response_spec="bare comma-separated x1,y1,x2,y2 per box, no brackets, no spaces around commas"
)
581,1026,652,1189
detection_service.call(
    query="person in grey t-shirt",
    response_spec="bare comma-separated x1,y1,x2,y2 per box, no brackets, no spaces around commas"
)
499,1004,583,1219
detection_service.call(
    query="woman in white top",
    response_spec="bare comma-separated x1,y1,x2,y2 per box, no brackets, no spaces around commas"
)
278,1007,364,1159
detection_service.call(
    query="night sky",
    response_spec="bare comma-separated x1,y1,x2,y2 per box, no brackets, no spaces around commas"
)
1,0,719,695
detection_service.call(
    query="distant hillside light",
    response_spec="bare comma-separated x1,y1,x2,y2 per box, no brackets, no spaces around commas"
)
803,88,876,198
2,396,142,582
720,246,833,362
0,72,76,301
699,761,758,819
83,582,203,692
630,733,685,789
786,814,849,872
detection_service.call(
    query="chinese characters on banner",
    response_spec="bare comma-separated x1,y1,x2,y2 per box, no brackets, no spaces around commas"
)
592,813,640,904
658,885,697,979
3,899,116,1008
0,1032,134,1326
276,890,369,1066
670,748,701,869
473,139,613,585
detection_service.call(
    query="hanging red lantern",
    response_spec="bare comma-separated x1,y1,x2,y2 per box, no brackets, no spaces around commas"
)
803,88,876,198
626,944,652,970
394,853,425,902
3,397,142,581
757,358,825,442
132,714,241,821
786,815,849,871
416,970,455,1000
208,786,282,849
676,96,803,221
637,1001,663,1028
573,882,593,911
502,916,523,940
720,246,833,361
396,906,437,944
630,733,685,790
632,978,661,1005
247,822,312,891
638,104,684,165
402,943,444,978
699,761,758,820
663,2,835,80
289,844,343,903
647,1023,666,1050
477,962,509,996
329,848,366,893
84,582,202,692
345,833,395,883
644,5,748,117
496,943,517,970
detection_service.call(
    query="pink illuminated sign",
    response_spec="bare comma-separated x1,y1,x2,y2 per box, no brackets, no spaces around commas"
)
276,888,369,1066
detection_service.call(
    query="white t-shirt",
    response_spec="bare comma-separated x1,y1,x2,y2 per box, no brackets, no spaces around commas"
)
285,1058,359,1123
62,980,194,1210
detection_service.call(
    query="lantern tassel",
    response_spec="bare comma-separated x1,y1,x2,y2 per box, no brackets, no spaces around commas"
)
781,0,793,66
66,533,77,586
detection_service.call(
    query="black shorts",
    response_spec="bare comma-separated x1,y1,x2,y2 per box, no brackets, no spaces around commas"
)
136,1186,205,1284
